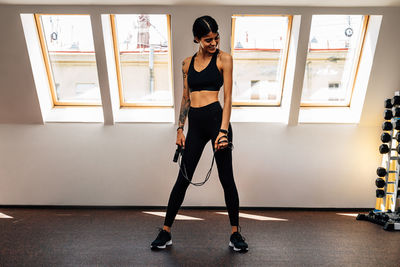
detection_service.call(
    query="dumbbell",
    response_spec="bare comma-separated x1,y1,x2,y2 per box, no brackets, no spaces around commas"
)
376,178,386,188
385,98,393,108
380,144,390,154
377,167,387,177
382,121,393,131
385,133,400,146
392,107,400,118
382,120,400,131
393,120,400,130
376,189,385,198
384,109,393,120
379,143,400,153
376,214,390,221
395,132,400,142
383,143,400,153
382,214,390,222
393,96,400,106
381,132,391,143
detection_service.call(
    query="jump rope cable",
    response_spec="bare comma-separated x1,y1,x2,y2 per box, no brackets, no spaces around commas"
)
174,136,248,240
177,135,234,186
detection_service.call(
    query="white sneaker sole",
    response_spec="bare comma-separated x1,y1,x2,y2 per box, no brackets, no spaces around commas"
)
151,240,172,249
229,241,249,252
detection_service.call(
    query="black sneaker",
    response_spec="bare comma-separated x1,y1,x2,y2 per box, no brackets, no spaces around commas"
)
229,231,249,252
151,228,172,249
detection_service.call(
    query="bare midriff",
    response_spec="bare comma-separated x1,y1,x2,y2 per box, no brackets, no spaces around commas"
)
189,90,219,108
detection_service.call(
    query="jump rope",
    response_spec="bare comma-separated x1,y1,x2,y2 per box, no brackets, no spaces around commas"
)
173,133,234,186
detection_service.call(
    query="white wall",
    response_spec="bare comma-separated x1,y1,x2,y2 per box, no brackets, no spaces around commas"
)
0,5,399,207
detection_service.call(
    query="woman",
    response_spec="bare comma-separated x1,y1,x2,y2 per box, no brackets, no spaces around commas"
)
150,15,248,252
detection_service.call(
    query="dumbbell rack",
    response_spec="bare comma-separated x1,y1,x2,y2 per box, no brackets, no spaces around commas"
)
357,93,400,231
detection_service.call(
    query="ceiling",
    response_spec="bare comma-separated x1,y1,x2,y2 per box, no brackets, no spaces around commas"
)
1,0,400,6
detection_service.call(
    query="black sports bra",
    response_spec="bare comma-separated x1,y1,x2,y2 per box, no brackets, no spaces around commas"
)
187,49,223,92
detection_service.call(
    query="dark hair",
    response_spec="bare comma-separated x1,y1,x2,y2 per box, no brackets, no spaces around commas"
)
192,16,219,43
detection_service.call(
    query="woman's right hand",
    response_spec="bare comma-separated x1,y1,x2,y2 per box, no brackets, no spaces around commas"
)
176,130,186,148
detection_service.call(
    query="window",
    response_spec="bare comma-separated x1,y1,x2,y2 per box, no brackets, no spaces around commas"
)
301,15,369,107
110,14,173,107
231,15,292,106
34,14,101,106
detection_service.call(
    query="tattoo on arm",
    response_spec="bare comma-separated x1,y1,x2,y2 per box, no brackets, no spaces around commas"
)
179,97,190,127
182,61,187,78
179,61,190,127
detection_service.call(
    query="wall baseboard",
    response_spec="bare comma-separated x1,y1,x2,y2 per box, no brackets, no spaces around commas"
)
0,205,372,211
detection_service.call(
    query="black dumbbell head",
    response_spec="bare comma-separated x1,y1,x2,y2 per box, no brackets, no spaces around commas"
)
375,178,386,188
379,144,390,154
381,132,391,143
394,120,400,130
384,109,393,120
382,121,393,131
393,107,400,118
383,214,390,222
393,96,400,106
397,144,400,154
396,132,400,142
377,167,387,177
376,189,385,198
385,98,393,108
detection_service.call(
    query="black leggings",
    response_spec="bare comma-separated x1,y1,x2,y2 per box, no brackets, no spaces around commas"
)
164,101,239,227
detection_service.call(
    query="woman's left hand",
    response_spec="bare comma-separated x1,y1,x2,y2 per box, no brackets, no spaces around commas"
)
214,132,229,151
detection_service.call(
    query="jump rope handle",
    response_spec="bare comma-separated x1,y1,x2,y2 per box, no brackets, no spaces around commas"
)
173,145,183,162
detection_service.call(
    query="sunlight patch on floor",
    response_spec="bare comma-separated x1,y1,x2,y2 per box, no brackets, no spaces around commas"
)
0,212,13,219
337,213,359,217
216,212,288,221
143,211,204,220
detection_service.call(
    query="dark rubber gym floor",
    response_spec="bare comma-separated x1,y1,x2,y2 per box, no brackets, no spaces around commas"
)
0,208,399,267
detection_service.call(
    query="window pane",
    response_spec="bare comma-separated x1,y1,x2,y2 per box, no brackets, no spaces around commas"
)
232,15,291,106
114,14,172,106
301,15,366,106
39,15,101,104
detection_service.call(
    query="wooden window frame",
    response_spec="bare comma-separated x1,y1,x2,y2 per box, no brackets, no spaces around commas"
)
230,14,293,107
34,13,101,107
300,15,370,108
110,14,173,108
